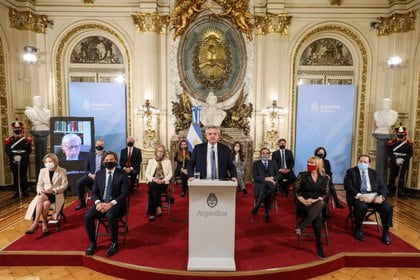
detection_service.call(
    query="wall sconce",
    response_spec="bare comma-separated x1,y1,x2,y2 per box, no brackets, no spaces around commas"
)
262,100,288,118
23,46,38,64
387,56,402,68
135,99,159,116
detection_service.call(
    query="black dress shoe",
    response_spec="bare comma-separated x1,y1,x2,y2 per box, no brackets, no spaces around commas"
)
354,229,365,241
381,231,392,245
181,192,186,197
316,243,326,259
105,242,119,257
74,203,86,211
149,216,156,222
23,192,30,198
157,213,163,218
263,212,270,222
85,242,96,256
251,207,258,215
12,193,19,199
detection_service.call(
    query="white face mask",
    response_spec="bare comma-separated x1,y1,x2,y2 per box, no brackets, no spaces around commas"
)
45,162,55,170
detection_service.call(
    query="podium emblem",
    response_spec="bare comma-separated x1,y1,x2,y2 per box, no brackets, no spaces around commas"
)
207,193,218,208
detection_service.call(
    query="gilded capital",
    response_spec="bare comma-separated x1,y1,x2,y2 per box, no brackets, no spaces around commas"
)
132,12,169,34
255,13,292,35
9,8,49,34
376,10,416,36
330,0,341,5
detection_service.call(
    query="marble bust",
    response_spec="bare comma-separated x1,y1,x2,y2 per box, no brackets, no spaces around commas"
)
200,92,226,127
374,97,398,134
25,95,51,131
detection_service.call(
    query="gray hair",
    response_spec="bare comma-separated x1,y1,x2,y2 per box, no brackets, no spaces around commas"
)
62,133,81,145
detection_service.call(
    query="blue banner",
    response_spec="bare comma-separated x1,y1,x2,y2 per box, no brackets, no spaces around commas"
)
69,82,127,155
295,84,356,183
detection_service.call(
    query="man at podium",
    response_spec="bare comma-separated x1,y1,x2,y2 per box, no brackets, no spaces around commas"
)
187,126,237,181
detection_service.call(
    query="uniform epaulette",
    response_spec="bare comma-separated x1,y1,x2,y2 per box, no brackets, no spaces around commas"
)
26,137,32,143
4,137,11,144
407,140,413,146
386,139,394,146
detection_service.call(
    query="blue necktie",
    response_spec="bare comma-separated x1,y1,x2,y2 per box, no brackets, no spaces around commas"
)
211,145,216,180
104,172,112,202
264,160,268,169
361,171,367,193
280,150,286,169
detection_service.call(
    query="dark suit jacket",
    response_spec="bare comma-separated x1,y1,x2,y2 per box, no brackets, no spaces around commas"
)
187,142,237,179
119,146,142,174
83,152,105,175
272,149,295,170
252,160,280,189
91,167,129,205
344,166,388,199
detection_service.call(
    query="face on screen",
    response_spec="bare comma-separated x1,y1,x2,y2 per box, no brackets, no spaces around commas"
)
61,137,82,161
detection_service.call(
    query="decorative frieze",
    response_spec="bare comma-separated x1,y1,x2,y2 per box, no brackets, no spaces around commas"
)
9,8,49,34
132,12,169,34
376,10,416,36
255,13,292,35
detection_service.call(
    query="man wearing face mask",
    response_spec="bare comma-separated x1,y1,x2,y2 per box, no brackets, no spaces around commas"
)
251,148,280,222
271,138,296,197
344,155,393,245
386,124,413,197
119,137,142,194
75,139,106,210
4,120,32,198
84,151,129,257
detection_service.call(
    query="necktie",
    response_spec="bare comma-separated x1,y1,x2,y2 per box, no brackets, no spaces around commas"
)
211,145,216,180
281,150,286,169
361,171,367,193
104,172,112,202
264,160,268,169
127,148,131,168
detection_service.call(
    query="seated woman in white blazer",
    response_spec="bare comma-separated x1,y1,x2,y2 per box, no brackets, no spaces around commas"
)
24,153,68,236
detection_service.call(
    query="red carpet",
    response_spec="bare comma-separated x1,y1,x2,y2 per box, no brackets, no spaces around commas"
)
1,183,419,278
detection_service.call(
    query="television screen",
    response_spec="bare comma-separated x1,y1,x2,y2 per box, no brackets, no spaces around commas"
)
50,117,95,195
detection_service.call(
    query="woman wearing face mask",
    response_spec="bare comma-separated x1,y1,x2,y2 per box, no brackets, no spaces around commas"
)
174,140,191,197
232,141,247,194
294,156,329,259
24,153,68,236
314,147,345,209
145,145,173,222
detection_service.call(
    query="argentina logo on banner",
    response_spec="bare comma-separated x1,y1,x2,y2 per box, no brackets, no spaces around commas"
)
295,84,356,184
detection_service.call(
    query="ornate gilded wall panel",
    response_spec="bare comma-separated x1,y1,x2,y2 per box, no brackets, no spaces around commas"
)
178,15,247,102
376,10,416,36
300,38,353,66
132,12,169,34
0,36,11,184
255,13,292,35
412,72,420,187
70,36,124,64
292,25,368,157
56,24,131,132
9,8,48,34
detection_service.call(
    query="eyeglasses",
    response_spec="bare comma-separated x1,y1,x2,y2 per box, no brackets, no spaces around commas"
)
63,145,81,149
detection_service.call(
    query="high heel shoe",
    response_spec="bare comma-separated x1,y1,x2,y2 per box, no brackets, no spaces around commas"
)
25,228,36,234
149,216,156,222
42,228,49,237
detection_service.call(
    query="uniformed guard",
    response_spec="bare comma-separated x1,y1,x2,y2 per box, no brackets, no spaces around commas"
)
386,124,413,197
4,119,32,198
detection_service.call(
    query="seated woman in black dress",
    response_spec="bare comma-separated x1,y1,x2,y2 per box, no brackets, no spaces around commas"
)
145,144,173,222
24,153,68,236
294,156,329,259
174,140,191,197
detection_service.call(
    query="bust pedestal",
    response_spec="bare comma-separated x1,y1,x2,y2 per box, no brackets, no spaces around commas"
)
372,133,392,185
30,130,50,182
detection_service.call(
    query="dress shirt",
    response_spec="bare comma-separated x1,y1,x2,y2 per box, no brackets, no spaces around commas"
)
207,143,218,179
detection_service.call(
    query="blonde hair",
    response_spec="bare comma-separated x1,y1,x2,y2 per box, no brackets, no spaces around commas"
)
43,153,59,167
155,144,168,159
308,156,323,174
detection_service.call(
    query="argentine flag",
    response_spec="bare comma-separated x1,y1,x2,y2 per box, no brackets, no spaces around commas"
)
186,105,203,152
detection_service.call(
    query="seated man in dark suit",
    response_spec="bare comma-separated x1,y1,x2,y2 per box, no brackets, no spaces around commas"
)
84,151,129,257
119,137,142,194
344,154,393,245
271,138,296,197
187,125,237,182
251,147,280,222
74,139,106,210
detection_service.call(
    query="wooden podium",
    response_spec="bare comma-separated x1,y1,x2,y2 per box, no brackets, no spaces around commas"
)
187,179,237,271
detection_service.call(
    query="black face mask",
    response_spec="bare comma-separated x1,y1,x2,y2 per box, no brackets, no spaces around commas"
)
279,145,286,149
95,146,104,151
127,142,134,147
104,161,116,169
397,134,405,139
13,129,22,135
316,153,325,158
